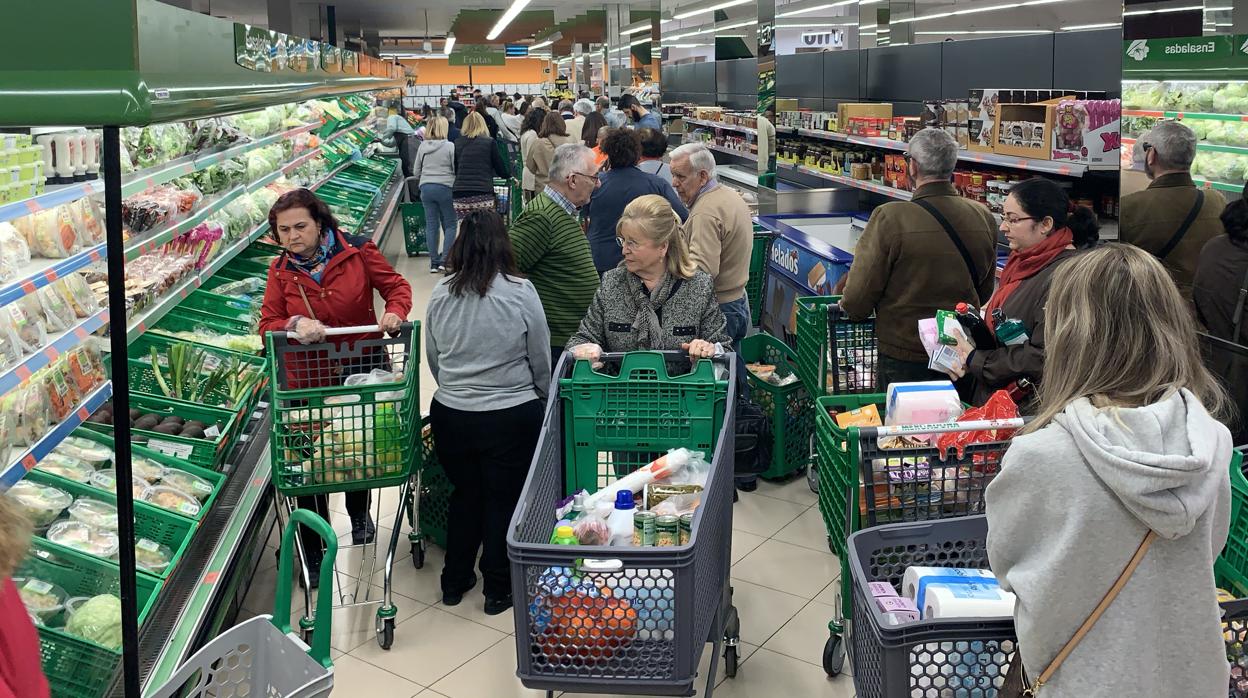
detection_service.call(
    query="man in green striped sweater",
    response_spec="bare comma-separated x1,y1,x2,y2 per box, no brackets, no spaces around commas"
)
509,143,603,369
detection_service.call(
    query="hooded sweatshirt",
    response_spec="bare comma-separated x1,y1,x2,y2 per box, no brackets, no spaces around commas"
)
985,389,1231,697
412,139,455,188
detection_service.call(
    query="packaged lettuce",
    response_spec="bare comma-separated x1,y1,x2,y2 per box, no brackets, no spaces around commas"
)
65,594,122,649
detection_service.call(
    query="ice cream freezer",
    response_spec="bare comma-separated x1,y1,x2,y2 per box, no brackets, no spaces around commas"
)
717,164,859,215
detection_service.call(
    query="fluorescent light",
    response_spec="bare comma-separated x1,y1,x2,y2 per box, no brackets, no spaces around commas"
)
673,0,751,20
778,1,857,18
1206,5,1232,10
1061,22,1119,29
776,22,857,27
915,29,1051,34
859,31,876,35
1123,4,1202,15
443,34,455,55
621,20,652,35
892,0,1083,24
666,43,710,47
531,38,555,50
487,0,531,41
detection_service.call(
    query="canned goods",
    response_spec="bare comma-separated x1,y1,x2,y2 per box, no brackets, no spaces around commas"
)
633,511,656,547
655,515,679,547
679,513,693,545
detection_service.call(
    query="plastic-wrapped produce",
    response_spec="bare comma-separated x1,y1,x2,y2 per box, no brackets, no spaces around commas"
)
15,208,77,259
59,274,99,318
35,452,95,483
37,283,77,332
67,197,105,246
64,594,122,649
8,480,72,528
0,301,48,361
0,377,50,445
0,222,30,283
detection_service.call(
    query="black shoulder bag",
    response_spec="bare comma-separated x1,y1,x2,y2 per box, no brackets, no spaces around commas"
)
1157,189,1205,261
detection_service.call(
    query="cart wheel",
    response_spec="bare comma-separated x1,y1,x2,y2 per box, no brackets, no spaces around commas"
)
827,536,836,554
806,451,819,494
822,634,846,677
411,541,426,569
724,645,739,678
377,617,395,650
724,605,740,640
301,626,315,647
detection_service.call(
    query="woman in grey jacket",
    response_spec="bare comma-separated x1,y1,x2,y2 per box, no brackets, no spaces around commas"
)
567,194,730,363
425,209,551,617
985,243,1232,697
413,116,456,272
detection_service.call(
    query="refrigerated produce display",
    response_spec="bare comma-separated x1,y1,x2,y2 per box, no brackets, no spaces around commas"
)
0,2,404,695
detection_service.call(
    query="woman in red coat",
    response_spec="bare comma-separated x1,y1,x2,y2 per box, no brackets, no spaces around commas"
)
259,189,413,582
0,496,49,698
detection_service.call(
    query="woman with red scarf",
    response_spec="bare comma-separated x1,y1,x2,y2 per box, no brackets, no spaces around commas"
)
947,177,1100,406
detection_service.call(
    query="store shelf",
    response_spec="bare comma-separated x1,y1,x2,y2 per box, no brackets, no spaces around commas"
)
1193,178,1245,194
0,380,113,492
779,162,913,200
1122,109,1248,123
0,309,109,396
364,170,404,245
0,181,104,225
776,125,1116,175
0,243,106,309
1122,136,1248,156
684,117,758,136
706,144,758,161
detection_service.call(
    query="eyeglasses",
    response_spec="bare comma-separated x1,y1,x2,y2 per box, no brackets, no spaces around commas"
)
1142,142,1152,153
570,171,601,187
615,237,643,250
902,152,912,162
1001,216,1035,226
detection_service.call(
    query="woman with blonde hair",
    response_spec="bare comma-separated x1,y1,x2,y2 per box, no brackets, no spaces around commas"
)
985,243,1232,696
452,112,509,230
413,115,457,272
567,194,730,363
0,496,51,696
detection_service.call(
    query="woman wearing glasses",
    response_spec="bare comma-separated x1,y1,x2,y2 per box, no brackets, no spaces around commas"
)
583,129,688,276
944,177,1100,406
567,194,730,364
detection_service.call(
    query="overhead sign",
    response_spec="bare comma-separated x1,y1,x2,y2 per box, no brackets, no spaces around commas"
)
1122,35,1248,78
801,29,844,49
505,44,529,57
449,45,507,66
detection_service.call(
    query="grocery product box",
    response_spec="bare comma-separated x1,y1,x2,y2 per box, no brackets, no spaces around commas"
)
993,97,1076,161
968,89,1004,153
776,98,799,112
838,103,893,132
1050,99,1121,166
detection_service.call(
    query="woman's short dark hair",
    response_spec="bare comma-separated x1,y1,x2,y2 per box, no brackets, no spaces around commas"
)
638,127,666,158
581,111,608,149
268,188,340,241
522,107,546,135
538,111,567,139
446,210,521,298
1010,177,1100,249
474,97,489,114
1221,197,1248,247
602,129,641,169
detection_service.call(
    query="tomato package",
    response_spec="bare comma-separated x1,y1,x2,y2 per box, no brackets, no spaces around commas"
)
934,390,1020,467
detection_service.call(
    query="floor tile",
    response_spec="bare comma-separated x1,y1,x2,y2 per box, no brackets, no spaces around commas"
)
729,492,809,538
349,605,506,687
762,599,836,668
306,588,426,653
755,473,818,507
730,528,767,565
814,575,844,608
370,542,445,605
330,654,424,696
708,648,854,697
431,638,547,698
729,579,807,647
438,583,516,634
557,640,759,698
733,539,839,599
775,505,835,554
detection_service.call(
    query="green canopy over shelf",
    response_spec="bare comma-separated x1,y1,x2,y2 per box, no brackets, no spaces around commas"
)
0,0,404,127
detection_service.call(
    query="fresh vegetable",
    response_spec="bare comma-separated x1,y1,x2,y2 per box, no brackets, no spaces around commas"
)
65,594,123,649
8,480,73,528
151,342,231,403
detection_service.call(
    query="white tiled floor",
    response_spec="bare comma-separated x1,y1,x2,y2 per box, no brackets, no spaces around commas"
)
240,225,854,696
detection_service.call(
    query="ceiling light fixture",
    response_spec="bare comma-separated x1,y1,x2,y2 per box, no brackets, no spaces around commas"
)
1060,22,1120,29
487,0,532,41
621,20,652,35
893,0,1083,24
914,29,1051,34
673,0,751,21
777,0,858,18
1122,4,1202,15
443,34,455,55
531,38,554,50
776,22,858,27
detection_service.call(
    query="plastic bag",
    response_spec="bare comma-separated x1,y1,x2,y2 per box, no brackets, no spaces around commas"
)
44,361,80,421
59,274,99,318
572,509,610,546
343,369,404,401
19,208,77,258
934,390,1020,466
67,198,105,246
66,346,104,394
37,283,77,332
0,379,50,446
0,223,31,282
0,302,47,359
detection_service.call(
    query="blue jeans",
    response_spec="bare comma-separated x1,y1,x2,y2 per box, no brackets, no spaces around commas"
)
420,183,456,268
720,296,750,348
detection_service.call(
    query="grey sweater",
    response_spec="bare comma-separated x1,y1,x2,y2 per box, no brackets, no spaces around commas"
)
566,268,731,352
425,273,552,411
412,139,455,188
985,389,1232,697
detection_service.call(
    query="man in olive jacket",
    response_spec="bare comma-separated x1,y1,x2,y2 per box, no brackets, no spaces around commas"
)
840,128,998,389
1121,120,1226,301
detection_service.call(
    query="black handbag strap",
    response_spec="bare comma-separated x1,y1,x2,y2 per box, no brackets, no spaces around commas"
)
1233,264,1248,345
1158,189,1205,261
914,198,984,299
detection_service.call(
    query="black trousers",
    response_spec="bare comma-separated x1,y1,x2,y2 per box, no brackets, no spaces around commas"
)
430,397,543,600
297,491,369,558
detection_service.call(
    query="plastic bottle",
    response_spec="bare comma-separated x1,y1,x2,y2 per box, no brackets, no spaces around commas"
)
553,526,578,546
955,302,997,350
607,490,637,547
569,492,586,521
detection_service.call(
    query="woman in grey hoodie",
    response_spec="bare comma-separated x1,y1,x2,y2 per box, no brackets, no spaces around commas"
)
985,243,1233,696
413,116,456,272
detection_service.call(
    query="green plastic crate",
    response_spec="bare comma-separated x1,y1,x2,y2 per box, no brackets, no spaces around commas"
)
113,334,267,425
401,202,427,257
747,233,772,326
739,333,814,480
82,393,239,471
153,306,255,339
416,417,450,548
24,539,163,698
559,352,729,495
1217,450,1248,597
179,289,260,322
794,296,877,397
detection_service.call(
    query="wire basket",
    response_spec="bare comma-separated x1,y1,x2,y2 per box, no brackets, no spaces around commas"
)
794,296,877,397
739,332,813,480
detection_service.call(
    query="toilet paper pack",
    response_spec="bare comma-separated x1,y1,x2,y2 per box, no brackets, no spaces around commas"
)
902,566,1016,620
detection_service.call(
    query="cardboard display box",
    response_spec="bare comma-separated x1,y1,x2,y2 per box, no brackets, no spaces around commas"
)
837,103,893,132
1050,99,1121,166
968,89,1003,153
993,97,1076,161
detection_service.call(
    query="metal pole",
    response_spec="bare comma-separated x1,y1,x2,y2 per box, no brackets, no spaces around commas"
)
327,5,337,46
103,126,141,698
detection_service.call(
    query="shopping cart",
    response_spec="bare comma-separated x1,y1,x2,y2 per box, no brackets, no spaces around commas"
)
848,447,1247,697
745,230,773,327
148,509,338,697
399,176,427,257
507,351,741,697
266,322,422,651
405,415,452,568
813,398,1025,677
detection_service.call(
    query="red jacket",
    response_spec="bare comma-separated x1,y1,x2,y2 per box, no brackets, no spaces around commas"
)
0,577,50,698
260,231,413,388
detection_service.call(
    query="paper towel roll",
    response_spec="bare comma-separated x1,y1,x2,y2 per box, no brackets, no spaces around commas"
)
921,585,1016,620
901,566,998,600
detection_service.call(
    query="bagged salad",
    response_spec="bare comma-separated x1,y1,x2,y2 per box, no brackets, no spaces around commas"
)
0,222,31,283
0,380,50,445
67,198,105,246
37,283,77,332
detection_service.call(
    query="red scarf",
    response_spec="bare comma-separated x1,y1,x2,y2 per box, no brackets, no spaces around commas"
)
984,226,1073,330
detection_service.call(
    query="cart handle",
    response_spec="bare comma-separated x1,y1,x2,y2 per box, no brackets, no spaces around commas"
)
577,558,625,573
598,350,731,366
274,509,337,668
274,322,413,338
862,418,1027,438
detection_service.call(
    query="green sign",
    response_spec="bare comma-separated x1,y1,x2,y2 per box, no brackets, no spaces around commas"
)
234,24,274,72
1124,36,1239,67
449,45,506,66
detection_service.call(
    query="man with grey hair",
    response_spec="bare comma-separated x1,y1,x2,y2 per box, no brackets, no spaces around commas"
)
604,109,629,130
1122,120,1226,300
441,107,462,142
595,96,611,116
509,143,602,367
840,127,998,389
559,99,585,143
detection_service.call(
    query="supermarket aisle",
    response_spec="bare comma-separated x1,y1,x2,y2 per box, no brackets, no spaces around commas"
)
241,218,855,697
